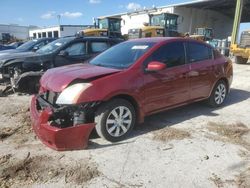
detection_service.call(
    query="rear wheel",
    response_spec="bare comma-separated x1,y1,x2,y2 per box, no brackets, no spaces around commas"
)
95,98,135,142
235,56,248,64
208,80,227,107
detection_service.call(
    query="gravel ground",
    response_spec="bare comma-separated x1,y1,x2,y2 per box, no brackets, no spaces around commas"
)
0,63,249,188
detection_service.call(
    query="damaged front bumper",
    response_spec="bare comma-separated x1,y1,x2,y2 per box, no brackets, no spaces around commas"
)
30,95,96,151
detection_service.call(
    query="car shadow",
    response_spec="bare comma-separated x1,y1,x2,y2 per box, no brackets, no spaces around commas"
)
132,88,250,136
88,88,250,149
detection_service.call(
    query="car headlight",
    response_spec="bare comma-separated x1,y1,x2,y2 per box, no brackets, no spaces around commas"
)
56,83,92,104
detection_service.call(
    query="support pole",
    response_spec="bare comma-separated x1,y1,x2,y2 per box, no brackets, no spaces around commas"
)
231,0,244,44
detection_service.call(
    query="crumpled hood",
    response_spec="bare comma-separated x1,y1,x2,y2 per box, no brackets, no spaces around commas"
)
0,49,23,55
41,63,122,92
0,51,37,66
0,52,52,68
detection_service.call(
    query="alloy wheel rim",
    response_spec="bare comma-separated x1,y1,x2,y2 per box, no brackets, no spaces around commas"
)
214,83,226,105
106,106,132,137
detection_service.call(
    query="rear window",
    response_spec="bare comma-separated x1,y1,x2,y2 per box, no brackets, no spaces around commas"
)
213,49,221,59
188,42,213,63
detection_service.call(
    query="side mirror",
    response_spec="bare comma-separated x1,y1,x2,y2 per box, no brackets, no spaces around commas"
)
145,61,166,72
58,50,69,57
32,46,39,52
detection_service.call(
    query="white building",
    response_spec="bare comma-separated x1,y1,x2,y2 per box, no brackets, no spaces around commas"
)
99,0,236,39
0,24,37,40
29,25,92,39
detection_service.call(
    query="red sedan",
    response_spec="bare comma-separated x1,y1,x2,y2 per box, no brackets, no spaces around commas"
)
30,37,233,150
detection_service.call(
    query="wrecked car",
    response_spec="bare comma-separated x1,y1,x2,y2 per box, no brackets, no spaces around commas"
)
0,38,55,55
30,37,233,150
0,36,122,93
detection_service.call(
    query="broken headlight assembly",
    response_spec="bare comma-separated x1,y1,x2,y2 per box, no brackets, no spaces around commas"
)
37,83,100,129
56,83,92,105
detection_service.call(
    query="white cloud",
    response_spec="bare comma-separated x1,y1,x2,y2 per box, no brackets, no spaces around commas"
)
60,12,83,18
89,0,101,4
126,2,141,10
41,11,56,19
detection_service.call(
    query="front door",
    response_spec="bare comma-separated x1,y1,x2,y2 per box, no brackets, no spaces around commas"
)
143,41,190,114
54,42,89,67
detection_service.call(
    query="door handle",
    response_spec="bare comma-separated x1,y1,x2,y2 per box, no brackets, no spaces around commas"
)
187,71,199,77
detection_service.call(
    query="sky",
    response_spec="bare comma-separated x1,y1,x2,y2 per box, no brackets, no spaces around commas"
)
0,0,249,35
0,0,188,26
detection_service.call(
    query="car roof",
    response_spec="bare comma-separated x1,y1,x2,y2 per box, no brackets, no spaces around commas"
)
62,36,123,42
127,37,209,45
77,36,123,41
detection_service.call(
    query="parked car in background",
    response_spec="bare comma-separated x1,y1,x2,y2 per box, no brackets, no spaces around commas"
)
0,42,24,51
5,41,24,49
30,37,233,150
0,44,9,51
0,38,55,55
0,36,122,93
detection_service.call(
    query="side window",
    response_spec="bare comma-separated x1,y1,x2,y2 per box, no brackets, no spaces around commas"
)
91,42,109,53
64,42,86,56
34,41,45,49
150,42,186,68
188,42,212,63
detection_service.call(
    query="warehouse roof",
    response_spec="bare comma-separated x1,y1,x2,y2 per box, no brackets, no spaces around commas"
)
98,0,250,23
176,0,250,23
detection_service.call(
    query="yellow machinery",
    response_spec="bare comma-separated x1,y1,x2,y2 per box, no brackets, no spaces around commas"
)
79,17,122,38
230,0,249,64
128,13,180,39
231,30,250,64
128,25,165,39
190,27,213,41
81,28,108,37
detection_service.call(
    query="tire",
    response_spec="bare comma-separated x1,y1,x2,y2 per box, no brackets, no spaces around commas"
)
235,56,248,64
208,80,228,107
95,98,136,142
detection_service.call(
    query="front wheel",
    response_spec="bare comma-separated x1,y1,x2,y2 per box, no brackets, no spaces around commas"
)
208,80,227,107
95,98,136,142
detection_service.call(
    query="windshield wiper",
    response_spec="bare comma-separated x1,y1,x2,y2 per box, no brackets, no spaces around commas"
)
93,63,121,69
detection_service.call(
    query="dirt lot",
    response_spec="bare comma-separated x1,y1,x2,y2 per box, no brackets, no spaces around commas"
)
0,63,249,188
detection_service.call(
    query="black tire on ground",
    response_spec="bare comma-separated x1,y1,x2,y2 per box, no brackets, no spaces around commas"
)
235,56,248,64
208,80,228,108
22,76,40,94
95,98,136,142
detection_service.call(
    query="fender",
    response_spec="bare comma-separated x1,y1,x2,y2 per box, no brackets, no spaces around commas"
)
3,59,25,67
22,61,44,72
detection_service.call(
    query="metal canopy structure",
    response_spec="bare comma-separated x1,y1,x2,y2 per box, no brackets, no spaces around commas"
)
176,0,250,43
177,0,250,23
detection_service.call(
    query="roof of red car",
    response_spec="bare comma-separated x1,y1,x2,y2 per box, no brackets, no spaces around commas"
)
128,37,186,42
130,37,210,43
127,37,211,46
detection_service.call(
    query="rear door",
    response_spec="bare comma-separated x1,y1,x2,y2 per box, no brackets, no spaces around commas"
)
187,42,214,100
143,41,190,113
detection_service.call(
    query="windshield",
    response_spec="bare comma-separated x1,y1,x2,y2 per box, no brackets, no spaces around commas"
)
36,37,73,54
90,41,155,69
99,19,108,29
151,14,165,27
109,18,121,32
17,40,38,50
